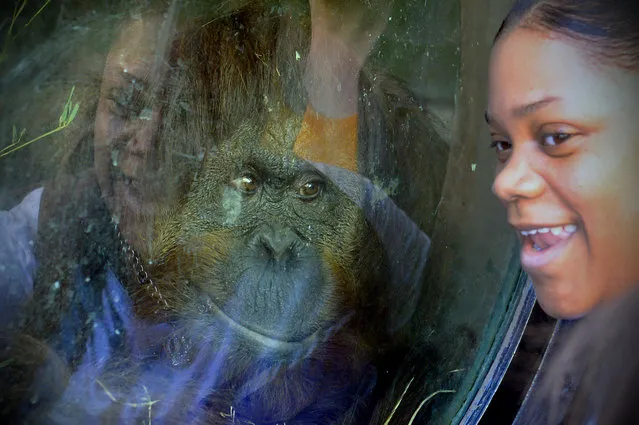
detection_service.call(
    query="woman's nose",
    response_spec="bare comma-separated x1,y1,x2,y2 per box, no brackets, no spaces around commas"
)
492,147,545,204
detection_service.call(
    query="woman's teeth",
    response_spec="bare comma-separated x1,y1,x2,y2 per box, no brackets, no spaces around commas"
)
519,224,578,252
519,224,577,236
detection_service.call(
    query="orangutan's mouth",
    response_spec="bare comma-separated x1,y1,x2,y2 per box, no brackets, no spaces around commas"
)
204,297,320,352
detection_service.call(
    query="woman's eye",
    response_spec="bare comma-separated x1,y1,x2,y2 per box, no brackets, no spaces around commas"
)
490,140,511,152
298,181,322,199
232,175,258,194
109,82,147,119
490,139,512,162
110,94,140,118
112,101,140,118
541,132,573,147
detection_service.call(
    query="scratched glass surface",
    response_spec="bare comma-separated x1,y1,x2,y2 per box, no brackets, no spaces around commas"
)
0,1,522,424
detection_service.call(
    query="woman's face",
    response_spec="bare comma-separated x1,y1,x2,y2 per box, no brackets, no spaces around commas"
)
94,18,167,253
487,27,639,318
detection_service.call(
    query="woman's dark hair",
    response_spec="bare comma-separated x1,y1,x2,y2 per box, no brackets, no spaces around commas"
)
494,0,639,70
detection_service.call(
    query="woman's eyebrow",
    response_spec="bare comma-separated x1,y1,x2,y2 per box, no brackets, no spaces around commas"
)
484,96,561,125
512,96,560,118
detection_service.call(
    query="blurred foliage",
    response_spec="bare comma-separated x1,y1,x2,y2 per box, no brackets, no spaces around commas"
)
0,85,79,159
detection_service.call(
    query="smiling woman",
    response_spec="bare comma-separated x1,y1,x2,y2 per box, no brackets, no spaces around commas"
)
484,0,639,423
486,0,639,320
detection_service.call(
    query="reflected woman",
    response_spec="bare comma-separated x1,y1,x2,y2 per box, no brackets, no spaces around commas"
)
93,14,173,259
486,0,639,423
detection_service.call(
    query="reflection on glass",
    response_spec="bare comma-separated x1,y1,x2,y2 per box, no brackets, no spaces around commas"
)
94,13,172,258
0,1,519,424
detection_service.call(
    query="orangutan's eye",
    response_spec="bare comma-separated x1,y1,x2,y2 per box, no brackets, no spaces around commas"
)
297,181,323,200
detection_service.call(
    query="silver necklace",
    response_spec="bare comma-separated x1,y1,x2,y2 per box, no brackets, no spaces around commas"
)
113,220,169,311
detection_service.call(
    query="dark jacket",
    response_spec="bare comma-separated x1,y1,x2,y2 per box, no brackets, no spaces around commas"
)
516,284,639,425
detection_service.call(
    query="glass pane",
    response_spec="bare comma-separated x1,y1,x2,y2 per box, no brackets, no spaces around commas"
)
0,1,528,424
